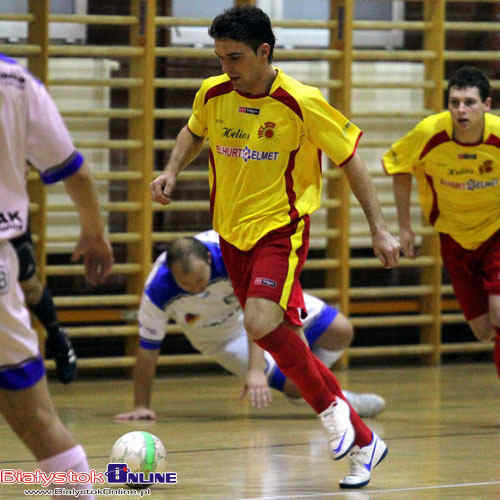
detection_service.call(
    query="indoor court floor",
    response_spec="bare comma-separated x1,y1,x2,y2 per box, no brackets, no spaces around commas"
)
0,362,498,499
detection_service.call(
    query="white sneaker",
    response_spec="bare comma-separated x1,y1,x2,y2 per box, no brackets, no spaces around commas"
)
339,432,388,488
319,397,355,460
343,390,386,418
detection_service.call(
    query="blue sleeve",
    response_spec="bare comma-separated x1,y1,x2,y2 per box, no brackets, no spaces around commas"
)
145,264,184,309
40,151,84,185
206,242,228,279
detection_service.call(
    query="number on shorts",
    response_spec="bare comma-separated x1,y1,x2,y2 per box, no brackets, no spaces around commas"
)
0,265,9,294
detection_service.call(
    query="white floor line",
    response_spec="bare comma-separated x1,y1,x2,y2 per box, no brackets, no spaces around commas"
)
240,480,500,500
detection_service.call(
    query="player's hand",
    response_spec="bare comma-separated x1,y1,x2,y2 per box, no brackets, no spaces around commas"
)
71,234,113,286
114,407,157,421
372,228,400,269
241,369,272,409
151,170,177,205
399,227,417,259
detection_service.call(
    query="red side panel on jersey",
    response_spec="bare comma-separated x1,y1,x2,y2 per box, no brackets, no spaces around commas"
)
425,173,440,225
208,148,217,220
270,88,305,221
419,130,450,160
285,147,300,221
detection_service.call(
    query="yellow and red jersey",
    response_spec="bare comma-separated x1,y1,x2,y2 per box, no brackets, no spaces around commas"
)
188,68,362,250
383,111,500,250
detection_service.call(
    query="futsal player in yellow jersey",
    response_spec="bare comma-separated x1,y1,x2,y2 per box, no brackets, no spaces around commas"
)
187,69,363,250
151,6,399,489
383,66,500,378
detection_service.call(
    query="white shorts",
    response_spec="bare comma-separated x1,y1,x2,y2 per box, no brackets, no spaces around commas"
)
0,241,44,390
210,330,277,382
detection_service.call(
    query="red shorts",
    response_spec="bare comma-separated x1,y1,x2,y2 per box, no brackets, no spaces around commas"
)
440,230,500,321
219,216,310,326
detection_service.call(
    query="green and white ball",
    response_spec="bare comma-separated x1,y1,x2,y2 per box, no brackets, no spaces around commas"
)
110,431,167,477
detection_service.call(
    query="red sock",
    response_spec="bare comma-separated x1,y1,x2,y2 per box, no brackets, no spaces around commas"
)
494,329,500,378
255,324,335,413
311,355,373,447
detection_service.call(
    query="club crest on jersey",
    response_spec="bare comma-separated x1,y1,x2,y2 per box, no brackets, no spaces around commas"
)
254,277,277,288
478,160,493,175
258,121,276,139
239,106,260,115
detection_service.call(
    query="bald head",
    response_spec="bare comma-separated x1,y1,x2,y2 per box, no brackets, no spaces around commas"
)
166,238,211,293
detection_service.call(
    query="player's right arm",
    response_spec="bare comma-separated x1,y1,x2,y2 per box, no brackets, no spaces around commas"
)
382,126,423,259
150,125,204,205
114,345,159,421
242,337,272,409
114,285,167,421
392,174,416,258
151,79,209,205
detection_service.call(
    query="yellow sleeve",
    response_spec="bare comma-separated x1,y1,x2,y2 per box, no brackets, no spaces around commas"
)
302,88,362,166
187,83,208,138
382,125,424,175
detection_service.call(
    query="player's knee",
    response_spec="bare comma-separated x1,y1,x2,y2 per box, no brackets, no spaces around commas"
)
244,299,283,339
489,309,500,330
244,312,282,340
318,315,354,350
337,317,354,348
470,323,494,342
244,315,272,339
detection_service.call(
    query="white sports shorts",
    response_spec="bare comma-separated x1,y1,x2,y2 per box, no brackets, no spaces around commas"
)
210,329,278,383
0,241,45,390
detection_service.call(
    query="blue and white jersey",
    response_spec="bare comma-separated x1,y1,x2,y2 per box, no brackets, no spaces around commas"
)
138,231,243,354
0,54,83,240
138,230,335,354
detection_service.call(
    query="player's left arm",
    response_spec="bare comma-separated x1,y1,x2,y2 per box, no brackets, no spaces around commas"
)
343,153,400,268
243,336,272,409
25,76,113,285
63,161,114,285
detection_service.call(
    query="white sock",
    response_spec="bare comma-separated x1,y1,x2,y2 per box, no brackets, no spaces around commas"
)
39,445,95,500
312,346,344,367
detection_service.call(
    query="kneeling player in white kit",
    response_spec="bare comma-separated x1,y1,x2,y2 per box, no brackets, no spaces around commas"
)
115,231,385,420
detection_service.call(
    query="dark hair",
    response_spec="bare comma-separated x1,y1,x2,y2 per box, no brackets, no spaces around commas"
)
209,6,275,62
447,66,491,102
165,237,210,273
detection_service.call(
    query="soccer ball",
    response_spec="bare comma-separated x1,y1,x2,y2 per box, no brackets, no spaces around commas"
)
109,431,167,480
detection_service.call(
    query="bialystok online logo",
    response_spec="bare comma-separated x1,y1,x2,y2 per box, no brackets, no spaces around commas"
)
106,463,177,486
0,463,177,488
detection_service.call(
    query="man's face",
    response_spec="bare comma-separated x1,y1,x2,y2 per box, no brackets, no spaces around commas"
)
214,38,270,95
171,256,211,294
448,86,491,140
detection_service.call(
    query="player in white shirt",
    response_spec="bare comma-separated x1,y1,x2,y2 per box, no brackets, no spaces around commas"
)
0,54,113,500
115,231,385,420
